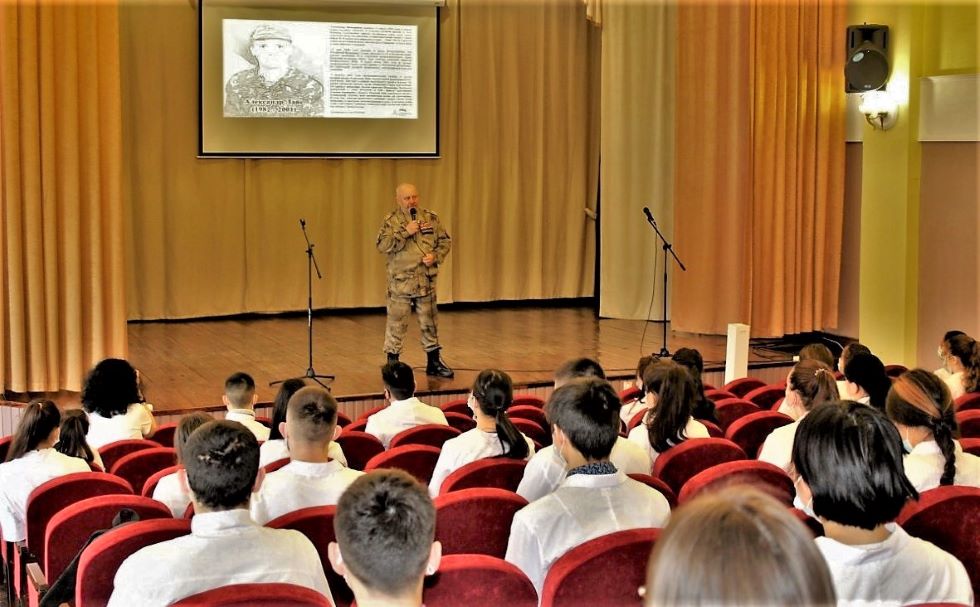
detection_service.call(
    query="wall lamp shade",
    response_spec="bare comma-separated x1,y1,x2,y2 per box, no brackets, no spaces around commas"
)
858,90,898,130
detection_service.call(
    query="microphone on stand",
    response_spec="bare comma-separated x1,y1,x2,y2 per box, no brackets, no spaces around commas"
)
642,207,655,224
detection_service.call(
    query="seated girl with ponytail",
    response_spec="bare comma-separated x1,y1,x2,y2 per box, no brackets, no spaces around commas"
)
626,360,710,466
428,369,535,496
0,401,90,542
937,333,980,400
841,352,891,411
887,369,980,492
55,408,105,470
758,360,839,473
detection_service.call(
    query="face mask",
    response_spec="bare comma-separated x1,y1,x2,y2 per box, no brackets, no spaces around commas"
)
553,435,568,470
901,427,913,454
793,477,817,519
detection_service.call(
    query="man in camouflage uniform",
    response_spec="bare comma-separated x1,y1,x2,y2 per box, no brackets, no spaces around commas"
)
225,24,323,118
377,183,454,378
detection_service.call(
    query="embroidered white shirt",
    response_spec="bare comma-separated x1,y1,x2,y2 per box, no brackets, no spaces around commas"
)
107,509,332,607
904,439,980,492
428,428,535,496
516,437,652,502
86,403,155,449
224,410,271,442
816,524,973,606
258,439,348,469
626,417,710,468
250,459,364,524
364,397,448,448
0,449,90,541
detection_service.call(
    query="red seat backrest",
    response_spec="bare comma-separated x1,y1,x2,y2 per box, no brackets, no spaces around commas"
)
961,438,980,457
652,438,747,494
706,389,737,402
677,460,794,506
618,386,643,403
439,458,529,495
434,488,527,558
512,395,546,408
725,411,794,458
424,554,537,607
955,392,980,412
626,474,677,508
26,472,133,567
109,447,177,498
141,464,182,497
334,431,385,471
884,364,908,378
98,439,162,472
508,405,549,430
341,419,369,435
150,424,178,448
896,486,980,601
699,419,724,438
170,583,332,606
390,424,461,450
265,505,352,607
335,411,353,428
76,518,192,607
262,457,291,473
444,412,477,433
743,385,785,410
540,528,660,607
44,494,172,582
722,378,767,398
356,404,386,421
511,418,550,447
955,410,980,438
0,435,11,463
627,409,647,431
365,444,441,485
713,399,762,431
440,398,470,415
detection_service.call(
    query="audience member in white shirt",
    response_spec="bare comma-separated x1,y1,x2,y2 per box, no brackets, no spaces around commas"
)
259,378,349,468
934,330,967,382
841,352,890,411
887,368,980,492
937,333,978,401
792,401,973,606
108,420,332,607
620,355,654,426
672,347,719,425
252,386,363,524
152,412,213,517
328,470,441,607
0,400,90,542
506,378,671,594
626,360,710,467
223,371,271,441
54,408,104,470
646,487,837,607
429,369,534,496
365,361,447,448
835,341,872,398
82,358,157,449
758,360,839,473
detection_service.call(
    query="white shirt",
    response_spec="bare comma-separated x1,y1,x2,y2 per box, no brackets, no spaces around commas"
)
259,439,348,469
505,470,670,594
904,439,980,492
250,459,364,525
0,449,90,541
107,509,332,607
516,437,652,502
86,403,154,449
428,428,536,496
620,396,647,426
816,524,973,606
758,415,804,473
626,417,710,468
224,410,271,442
152,471,190,517
942,371,966,401
364,397,448,448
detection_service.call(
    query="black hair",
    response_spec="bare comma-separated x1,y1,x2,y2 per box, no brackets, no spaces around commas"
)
943,330,967,343
269,378,307,441
183,420,259,510
799,344,835,369
793,402,917,529
554,358,606,385
224,372,256,408
839,342,871,371
382,361,416,401
672,348,717,423
175,412,214,465
946,334,980,393
55,409,95,464
789,360,839,411
886,369,960,486
843,353,891,411
643,361,697,452
545,377,621,461
81,358,140,418
287,386,338,443
334,470,435,597
7,400,62,462
471,369,529,460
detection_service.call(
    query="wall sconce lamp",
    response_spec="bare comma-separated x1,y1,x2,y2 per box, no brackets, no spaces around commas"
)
858,90,898,130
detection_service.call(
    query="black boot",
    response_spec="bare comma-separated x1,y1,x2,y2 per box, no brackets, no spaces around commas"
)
386,352,399,364
426,348,454,378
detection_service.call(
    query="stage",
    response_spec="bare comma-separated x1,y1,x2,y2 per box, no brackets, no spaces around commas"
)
125,303,795,419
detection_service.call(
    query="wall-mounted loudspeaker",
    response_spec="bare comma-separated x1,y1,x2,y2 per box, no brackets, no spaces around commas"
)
845,25,890,93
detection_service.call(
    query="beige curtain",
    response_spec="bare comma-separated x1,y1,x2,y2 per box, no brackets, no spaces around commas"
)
122,0,596,320
673,0,846,336
598,0,676,320
0,1,128,393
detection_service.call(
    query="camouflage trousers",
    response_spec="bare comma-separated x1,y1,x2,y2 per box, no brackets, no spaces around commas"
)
384,291,441,355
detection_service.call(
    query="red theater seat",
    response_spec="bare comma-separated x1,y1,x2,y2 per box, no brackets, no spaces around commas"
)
439,458,528,495
109,448,177,499
262,457,291,473
725,411,794,458
626,473,677,508
705,389,737,402
444,411,477,433
513,395,546,408
356,404,386,421
884,364,908,378
335,411,352,428
722,378,766,398
955,410,980,438
955,392,980,412
341,419,368,434
512,418,550,447
334,431,384,471
150,423,177,448
699,419,724,438
365,444,441,485
171,583,332,606
508,405,549,431
434,488,527,558
266,506,351,607
98,439,162,473
424,554,537,607
618,387,643,403
141,465,182,497
743,385,785,410
961,438,980,457
540,528,660,607
390,424,461,450
713,399,762,431
652,438,747,494
677,460,794,506
440,398,471,415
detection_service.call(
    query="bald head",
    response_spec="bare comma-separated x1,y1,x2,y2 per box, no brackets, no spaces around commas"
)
395,183,419,211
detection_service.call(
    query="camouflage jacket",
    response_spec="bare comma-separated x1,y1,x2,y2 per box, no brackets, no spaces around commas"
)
224,67,324,117
376,208,451,297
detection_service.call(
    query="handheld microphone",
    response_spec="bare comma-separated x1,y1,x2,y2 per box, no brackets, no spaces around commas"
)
410,208,417,221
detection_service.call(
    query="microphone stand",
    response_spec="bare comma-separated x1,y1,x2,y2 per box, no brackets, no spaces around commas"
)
643,209,687,358
270,219,335,389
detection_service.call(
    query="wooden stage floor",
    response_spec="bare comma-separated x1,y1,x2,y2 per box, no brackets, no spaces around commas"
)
128,304,792,413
